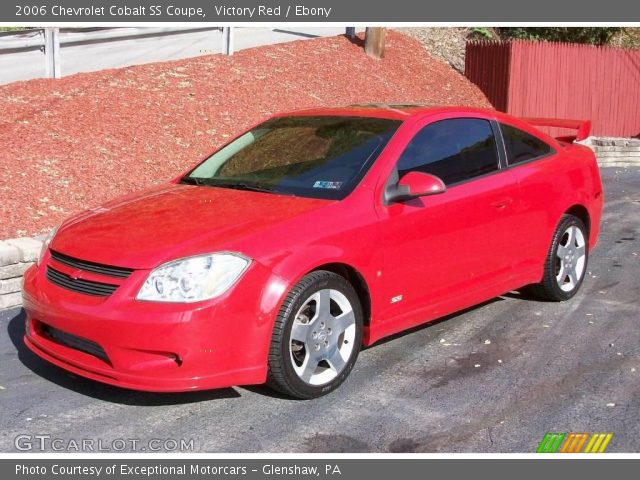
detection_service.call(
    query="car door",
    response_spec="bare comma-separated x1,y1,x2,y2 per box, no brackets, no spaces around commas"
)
376,116,522,327
497,121,560,277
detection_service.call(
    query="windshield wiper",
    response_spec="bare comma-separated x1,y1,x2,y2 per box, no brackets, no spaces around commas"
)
180,177,276,194
212,181,276,194
180,177,206,185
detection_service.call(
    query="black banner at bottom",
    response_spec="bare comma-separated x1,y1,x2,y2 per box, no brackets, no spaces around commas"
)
3,459,638,480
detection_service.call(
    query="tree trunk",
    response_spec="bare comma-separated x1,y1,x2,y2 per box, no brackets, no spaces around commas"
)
365,27,385,59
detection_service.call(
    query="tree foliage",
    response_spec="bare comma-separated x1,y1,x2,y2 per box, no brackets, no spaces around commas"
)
497,28,622,46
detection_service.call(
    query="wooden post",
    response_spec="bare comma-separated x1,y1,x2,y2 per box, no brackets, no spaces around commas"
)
44,28,61,78
222,27,234,55
364,27,385,59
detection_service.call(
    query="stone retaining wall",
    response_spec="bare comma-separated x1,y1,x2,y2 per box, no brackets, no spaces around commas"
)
0,238,41,309
1,137,639,310
582,137,640,167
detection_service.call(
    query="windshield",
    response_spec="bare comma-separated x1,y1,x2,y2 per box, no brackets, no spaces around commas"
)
182,116,402,200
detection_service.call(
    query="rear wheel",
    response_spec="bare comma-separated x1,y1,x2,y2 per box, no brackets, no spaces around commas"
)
267,271,363,399
530,214,588,301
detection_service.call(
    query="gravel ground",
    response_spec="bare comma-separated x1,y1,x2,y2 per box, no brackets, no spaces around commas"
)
0,167,638,453
396,28,471,73
0,31,490,239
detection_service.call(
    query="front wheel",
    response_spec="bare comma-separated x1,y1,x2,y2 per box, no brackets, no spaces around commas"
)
267,271,363,399
530,214,588,301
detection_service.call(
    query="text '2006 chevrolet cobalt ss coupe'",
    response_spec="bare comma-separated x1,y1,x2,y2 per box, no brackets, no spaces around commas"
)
23,105,603,398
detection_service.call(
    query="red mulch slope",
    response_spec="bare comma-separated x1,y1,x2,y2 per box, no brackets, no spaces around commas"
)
0,31,491,238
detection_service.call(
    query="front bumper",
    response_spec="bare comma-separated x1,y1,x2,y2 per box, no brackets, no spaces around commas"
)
22,252,279,392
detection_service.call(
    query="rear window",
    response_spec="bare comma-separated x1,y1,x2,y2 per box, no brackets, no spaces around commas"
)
501,123,553,165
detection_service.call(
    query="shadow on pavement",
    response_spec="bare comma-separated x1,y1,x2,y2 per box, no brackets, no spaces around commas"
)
368,297,506,348
5,288,542,404
6,309,241,405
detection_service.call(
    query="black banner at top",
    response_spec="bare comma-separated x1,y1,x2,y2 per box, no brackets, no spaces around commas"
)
3,0,640,22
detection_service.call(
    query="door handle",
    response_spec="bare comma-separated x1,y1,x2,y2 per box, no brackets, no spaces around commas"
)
491,198,513,209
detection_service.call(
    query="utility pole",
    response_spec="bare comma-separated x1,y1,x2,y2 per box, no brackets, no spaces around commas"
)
364,27,385,59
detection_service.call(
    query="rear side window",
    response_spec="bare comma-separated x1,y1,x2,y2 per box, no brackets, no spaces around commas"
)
500,123,553,165
397,118,499,185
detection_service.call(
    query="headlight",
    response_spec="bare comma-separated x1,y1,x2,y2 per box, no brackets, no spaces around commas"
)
136,253,250,303
37,226,58,266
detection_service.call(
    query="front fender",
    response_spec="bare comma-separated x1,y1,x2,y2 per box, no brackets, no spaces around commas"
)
253,244,380,353
259,244,375,317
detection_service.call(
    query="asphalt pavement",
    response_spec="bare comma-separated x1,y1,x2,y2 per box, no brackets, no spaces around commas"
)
1,166,638,453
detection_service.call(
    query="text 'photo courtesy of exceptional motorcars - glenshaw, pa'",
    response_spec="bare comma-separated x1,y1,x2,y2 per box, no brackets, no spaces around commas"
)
0,2,639,473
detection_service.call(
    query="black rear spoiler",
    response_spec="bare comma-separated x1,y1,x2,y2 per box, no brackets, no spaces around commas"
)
520,117,591,142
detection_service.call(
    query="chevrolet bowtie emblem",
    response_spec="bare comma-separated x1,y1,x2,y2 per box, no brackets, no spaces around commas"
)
68,269,83,280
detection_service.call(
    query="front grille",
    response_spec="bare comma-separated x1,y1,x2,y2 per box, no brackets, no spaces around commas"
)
46,266,119,297
41,324,110,363
50,250,134,279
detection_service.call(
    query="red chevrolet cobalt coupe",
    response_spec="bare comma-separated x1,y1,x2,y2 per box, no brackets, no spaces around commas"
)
23,106,603,398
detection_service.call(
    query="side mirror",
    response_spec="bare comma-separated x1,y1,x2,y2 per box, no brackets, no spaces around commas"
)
385,172,446,203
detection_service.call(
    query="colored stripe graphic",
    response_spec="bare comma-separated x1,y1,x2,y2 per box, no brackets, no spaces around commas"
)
584,433,613,453
584,433,599,453
572,433,589,453
537,433,613,453
536,433,552,453
590,433,605,453
597,433,613,453
537,432,565,453
560,433,577,453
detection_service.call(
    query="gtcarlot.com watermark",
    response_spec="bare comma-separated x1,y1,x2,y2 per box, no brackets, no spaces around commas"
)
14,435,195,452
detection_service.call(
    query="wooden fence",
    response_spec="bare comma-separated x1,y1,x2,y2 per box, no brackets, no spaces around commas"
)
465,40,640,138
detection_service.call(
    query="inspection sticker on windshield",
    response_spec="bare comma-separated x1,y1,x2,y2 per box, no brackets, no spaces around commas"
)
313,181,343,190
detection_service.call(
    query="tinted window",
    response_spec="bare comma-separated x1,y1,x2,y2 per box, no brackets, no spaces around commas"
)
501,123,552,165
397,118,499,185
183,116,401,200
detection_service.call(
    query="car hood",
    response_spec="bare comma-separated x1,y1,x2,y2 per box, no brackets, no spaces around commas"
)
51,183,332,269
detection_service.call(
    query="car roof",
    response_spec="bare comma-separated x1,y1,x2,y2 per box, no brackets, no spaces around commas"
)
274,104,504,121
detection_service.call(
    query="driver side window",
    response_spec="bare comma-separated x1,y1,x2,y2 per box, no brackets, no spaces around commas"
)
397,118,500,185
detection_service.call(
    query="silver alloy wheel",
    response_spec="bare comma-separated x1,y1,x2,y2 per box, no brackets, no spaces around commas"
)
556,225,586,292
289,289,356,386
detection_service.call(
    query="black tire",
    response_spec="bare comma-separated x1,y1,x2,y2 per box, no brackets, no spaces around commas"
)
529,214,589,301
266,270,363,399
